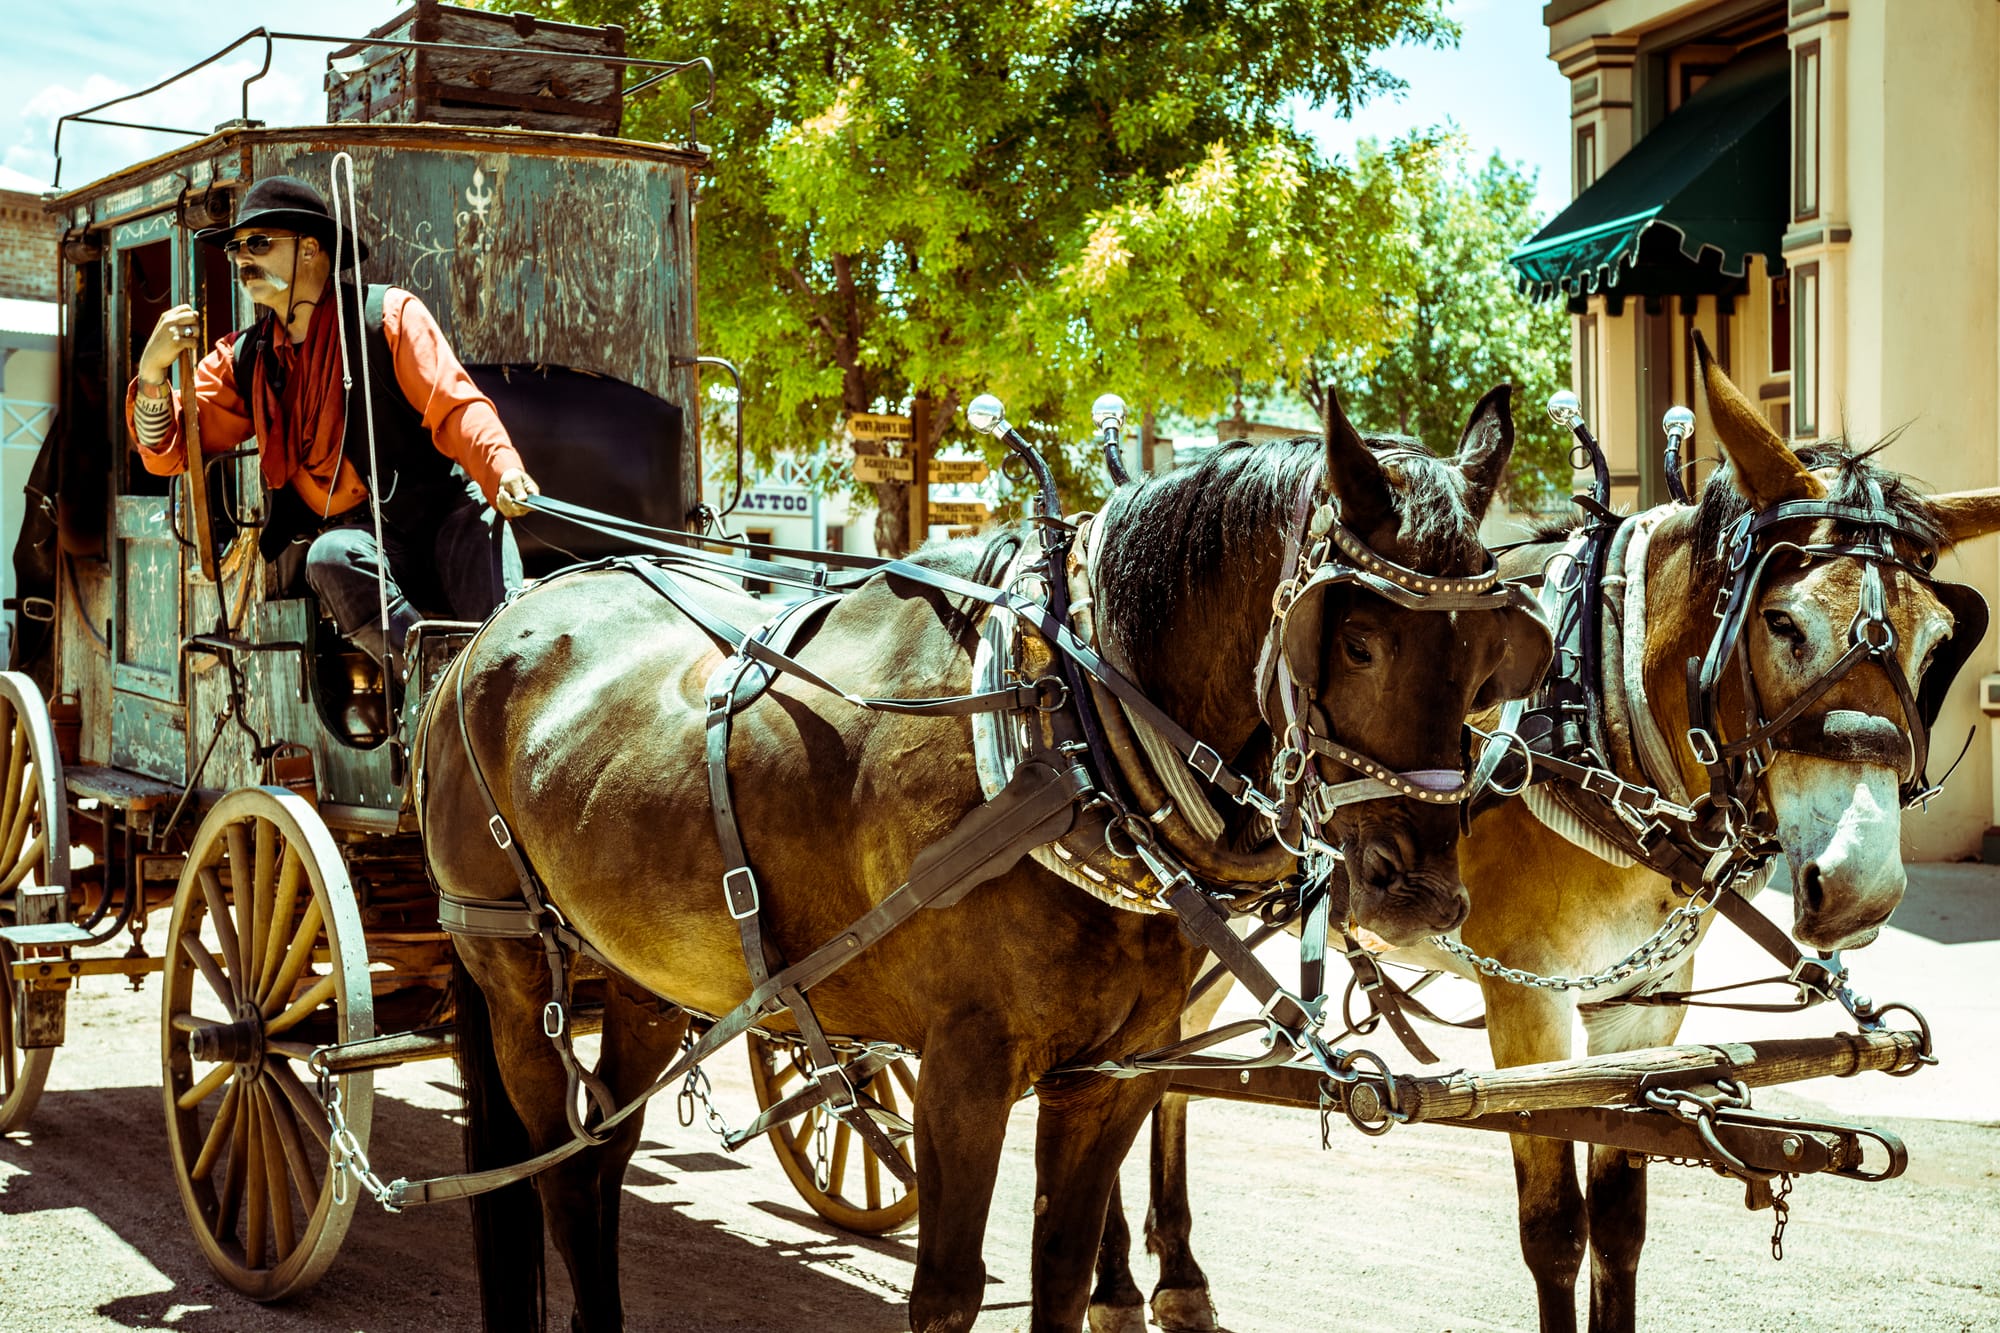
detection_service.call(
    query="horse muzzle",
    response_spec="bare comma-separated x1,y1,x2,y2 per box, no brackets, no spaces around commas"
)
1335,804,1470,946
1768,753,1907,951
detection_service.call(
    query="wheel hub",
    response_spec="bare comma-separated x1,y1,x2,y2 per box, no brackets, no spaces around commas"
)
188,1001,265,1074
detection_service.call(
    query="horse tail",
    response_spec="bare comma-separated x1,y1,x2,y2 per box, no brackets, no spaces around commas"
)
453,947,547,1329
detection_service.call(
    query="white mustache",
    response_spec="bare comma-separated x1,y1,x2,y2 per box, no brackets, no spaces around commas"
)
240,267,289,292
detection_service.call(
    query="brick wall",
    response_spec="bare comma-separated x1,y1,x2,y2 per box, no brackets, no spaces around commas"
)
0,189,58,302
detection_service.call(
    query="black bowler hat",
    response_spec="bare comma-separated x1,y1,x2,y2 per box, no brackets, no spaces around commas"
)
194,174,370,269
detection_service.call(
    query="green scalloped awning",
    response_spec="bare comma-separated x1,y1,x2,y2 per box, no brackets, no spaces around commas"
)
1511,50,1789,303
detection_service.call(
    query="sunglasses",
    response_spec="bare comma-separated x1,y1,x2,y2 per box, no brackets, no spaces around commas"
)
221,233,300,257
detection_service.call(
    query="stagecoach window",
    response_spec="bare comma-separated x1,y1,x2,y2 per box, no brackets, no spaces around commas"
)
825,524,846,554
118,239,174,497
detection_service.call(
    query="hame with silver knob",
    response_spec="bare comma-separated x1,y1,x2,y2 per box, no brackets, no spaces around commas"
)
966,393,1008,437
1093,392,1132,486
1661,404,1696,504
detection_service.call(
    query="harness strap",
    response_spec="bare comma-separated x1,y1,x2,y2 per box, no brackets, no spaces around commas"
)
1338,934,1439,1064
389,757,1091,1209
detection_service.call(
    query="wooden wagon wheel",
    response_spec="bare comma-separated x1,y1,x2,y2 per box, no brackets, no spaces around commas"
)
0,672,73,1133
746,1034,919,1235
161,787,374,1300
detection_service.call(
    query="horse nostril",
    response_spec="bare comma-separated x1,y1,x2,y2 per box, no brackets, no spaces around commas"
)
1801,861,1825,915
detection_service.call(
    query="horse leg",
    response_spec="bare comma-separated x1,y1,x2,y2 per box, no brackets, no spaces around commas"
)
1578,958,1693,1333
455,938,563,1331
1136,954,1232,1331
906,1036,1025,1333
550,981,689,1333
1030,1070,1171,1333
1486,982,1585,1333
1145,1092,1216,1331
1086,1173,1146,1333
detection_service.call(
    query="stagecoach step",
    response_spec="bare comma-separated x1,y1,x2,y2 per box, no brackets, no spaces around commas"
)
65,764,185,811
0,922,95,947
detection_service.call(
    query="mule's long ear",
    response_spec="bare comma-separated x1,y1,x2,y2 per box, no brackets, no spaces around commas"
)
1693,328,1825,505
1324,383,1392,532
1930,488,2000,549
1455,384,1515,517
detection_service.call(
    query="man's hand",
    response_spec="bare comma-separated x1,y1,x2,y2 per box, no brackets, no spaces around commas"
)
138,304,201,383
495,468,541,519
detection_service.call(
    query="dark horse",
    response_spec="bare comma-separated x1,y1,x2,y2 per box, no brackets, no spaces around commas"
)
1090,339,2000,1333
418,388,1539,1332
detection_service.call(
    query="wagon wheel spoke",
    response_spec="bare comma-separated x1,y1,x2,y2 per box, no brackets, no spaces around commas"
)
162,789,372,1300
260,1081,322,1217
0,676,67,1135
744,1035,920,1235
192,1081,241,1182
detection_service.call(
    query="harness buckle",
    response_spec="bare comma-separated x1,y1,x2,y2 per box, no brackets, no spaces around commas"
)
1686,727,1721,768
488,814,514,850
1188,742,1227,784
722,866,761,920
542,1001,566,1039
19,597,54,623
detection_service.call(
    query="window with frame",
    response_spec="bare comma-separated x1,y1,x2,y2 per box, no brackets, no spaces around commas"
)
1769,274,1791,376
1575,124,1598,195
1578,313,1600,441
1794,42,1821,221
1792,264,1819,437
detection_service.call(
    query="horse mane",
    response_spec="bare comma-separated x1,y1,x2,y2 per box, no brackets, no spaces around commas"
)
1093,433,1482,671
1691,440,1946,579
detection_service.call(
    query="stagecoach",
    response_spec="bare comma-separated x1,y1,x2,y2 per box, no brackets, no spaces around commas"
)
0,3,1951,1322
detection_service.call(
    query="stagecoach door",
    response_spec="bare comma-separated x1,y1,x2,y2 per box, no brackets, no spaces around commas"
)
105,217,238,786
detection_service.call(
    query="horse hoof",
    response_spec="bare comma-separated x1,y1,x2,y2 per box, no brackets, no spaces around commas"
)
1086,1301,1148,1333
1151,1287,1218,1332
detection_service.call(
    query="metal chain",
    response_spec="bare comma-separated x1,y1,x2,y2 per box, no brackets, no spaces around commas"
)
1431,880,1725,993
313,1054,402,1213
1769,1172,1793,1260
812,1113,832,1191
675,1060,731,1139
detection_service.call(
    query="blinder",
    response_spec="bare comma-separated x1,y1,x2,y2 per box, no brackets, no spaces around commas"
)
1917,579,1988,733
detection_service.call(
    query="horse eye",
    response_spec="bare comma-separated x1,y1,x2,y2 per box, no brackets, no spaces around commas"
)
1763,610,1806,654
1341,634,1374,667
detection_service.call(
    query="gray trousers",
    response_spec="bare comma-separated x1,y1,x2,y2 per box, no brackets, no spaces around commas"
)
302,483,520,669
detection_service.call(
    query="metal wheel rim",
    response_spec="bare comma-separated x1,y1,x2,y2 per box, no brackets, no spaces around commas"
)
746,1034,919,1235
161,787,374,1300
0,671,70,1133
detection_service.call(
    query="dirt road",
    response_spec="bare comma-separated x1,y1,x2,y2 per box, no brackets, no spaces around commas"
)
2,955,1996,1332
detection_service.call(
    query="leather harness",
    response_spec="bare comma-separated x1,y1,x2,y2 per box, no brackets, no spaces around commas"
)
392,472,1549,1207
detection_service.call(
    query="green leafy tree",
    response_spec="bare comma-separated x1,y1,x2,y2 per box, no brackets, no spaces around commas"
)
497,0,1452,550
1327,135,1573,511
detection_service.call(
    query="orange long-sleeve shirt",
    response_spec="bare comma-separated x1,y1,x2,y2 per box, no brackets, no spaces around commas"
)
125,287,524,519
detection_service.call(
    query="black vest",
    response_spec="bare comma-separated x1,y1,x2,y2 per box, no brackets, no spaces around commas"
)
236,285,462,558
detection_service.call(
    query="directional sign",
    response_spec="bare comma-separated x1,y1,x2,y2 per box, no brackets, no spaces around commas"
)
849,413,913,441
928,501,990,527
852,454,916,484
929,459,990,485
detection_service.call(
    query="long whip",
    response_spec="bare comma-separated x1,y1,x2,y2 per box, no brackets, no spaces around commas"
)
327,151,394,673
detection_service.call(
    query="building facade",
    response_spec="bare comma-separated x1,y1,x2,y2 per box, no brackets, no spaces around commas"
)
1514,0,2000,859
0,187,62,666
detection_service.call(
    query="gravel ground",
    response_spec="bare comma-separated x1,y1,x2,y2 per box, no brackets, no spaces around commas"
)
1,962,1996,1332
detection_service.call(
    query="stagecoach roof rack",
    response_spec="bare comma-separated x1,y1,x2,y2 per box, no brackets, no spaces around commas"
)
47,25,713,191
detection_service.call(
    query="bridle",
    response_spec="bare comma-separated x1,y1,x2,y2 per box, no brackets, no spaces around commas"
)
1687,476,1984,822
1251,455,1551,849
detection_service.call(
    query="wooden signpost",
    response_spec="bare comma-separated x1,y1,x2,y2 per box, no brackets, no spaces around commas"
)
846,398,995,546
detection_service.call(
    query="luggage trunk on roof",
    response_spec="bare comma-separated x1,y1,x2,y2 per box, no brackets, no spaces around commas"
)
326,0,628,136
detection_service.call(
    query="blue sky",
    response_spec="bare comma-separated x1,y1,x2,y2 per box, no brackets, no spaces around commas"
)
1,0,1569,214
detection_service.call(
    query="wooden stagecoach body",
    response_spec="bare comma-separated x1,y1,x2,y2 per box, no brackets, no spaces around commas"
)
48,123,702,813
